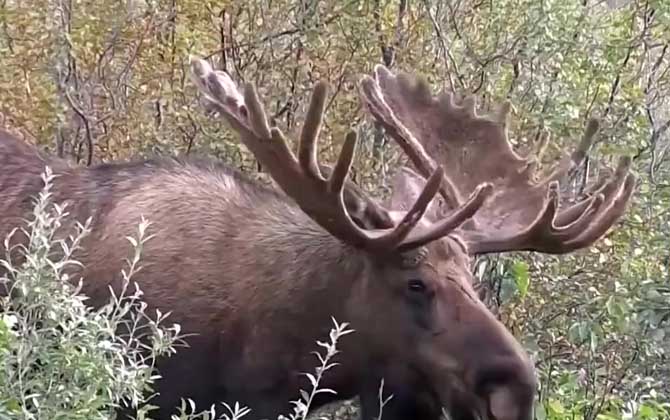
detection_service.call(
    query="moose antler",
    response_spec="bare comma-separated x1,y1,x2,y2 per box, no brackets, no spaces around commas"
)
189,57,493,253
359,65,636,255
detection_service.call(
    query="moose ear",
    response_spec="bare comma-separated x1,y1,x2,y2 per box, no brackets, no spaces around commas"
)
387,166,443,221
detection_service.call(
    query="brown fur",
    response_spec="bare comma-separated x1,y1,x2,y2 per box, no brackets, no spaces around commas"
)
0,128,536,420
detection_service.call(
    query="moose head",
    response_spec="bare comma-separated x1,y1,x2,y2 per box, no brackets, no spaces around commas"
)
188,58,635,420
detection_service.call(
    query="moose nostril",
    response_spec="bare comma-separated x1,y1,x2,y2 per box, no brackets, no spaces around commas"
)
473,358,537,420
489,387,519,420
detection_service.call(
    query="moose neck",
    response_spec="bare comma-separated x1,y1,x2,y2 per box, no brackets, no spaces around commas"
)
242,195,368,323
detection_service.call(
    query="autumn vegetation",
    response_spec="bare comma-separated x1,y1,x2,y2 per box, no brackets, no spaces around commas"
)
0,0,669,419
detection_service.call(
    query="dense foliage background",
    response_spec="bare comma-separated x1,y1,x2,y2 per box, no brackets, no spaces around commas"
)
1,0,668,419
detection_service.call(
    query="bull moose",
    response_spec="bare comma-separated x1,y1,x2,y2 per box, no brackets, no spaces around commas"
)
0,57,635,420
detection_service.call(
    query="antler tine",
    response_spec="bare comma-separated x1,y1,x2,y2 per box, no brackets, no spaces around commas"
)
398,183,494,252
468,155,635,255
299,82,328,179
563,172,636,249
553,155,625,228
368,167,446,250
554,156,633,242
243,82,273,140
554,192,602,227
531,153,634,252
502,125,633,254
190,56,478,253
328,131,357,194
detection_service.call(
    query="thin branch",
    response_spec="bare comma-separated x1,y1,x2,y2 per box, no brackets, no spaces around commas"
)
421,0,461,90
63,89,94,166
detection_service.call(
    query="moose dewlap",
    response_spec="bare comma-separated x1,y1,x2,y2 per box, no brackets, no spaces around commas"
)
0,59,635,420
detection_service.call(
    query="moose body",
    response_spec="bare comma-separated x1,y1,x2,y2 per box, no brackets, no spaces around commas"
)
0,135,360,415
0,61,635,420
0,128,495,420
0,130,485,419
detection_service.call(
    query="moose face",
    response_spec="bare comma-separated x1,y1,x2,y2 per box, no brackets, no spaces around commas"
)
358,237,535,420
348,184,536,420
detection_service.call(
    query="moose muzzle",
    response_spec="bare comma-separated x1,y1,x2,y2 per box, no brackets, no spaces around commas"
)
420,303,538,420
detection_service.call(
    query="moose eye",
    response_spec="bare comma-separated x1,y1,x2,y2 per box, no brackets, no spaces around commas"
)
407,279,426,293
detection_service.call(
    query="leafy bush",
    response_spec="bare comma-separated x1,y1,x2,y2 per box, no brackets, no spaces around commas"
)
0,167,184,419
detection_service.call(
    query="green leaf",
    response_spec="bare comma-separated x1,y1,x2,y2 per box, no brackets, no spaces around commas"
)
546,398,565,415
605,296,626,320
511,260,530,299
534,401,547,420
638,404,658,418
4,398,21,413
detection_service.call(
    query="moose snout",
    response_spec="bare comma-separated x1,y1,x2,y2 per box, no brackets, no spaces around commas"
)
471,354,537,420
421,332,537,420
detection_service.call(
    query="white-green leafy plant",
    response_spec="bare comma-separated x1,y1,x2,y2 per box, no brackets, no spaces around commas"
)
279,317,354,420
0,166,186,419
